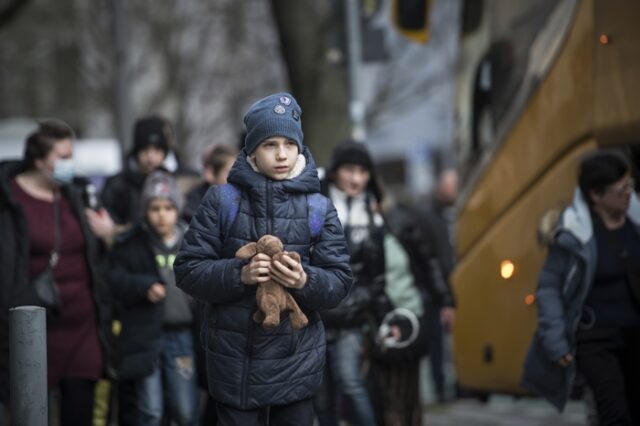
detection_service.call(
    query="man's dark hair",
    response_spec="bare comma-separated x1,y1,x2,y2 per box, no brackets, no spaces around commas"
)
203,144,237,176
24,119,74,169
578,150,629,206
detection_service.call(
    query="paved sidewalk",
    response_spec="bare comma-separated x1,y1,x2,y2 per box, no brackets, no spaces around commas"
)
423,396,588,425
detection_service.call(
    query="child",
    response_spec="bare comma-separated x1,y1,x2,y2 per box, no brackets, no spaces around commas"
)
109,170,199,426
183,143,237,223
174,93,353,425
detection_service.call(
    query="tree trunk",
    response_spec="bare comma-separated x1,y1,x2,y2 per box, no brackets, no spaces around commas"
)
270,0,350,167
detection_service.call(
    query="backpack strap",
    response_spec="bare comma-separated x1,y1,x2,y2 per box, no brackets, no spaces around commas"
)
307,193,327,241
218,183,241,238
218,183,327,243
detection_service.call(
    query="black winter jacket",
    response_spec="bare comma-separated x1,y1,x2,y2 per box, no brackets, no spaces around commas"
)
386,202,456,308
108,224,167,380
183,182,209,224
319,184,389,329
0,160,112,403
417,198,457,306
174,149,353,409
100,159,147,225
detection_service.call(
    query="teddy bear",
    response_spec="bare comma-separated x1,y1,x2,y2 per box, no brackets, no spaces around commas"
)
235,235,309,330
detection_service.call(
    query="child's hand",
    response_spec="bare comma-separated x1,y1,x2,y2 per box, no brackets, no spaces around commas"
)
241,253,272,285
270,253,307,289
147,282,166,303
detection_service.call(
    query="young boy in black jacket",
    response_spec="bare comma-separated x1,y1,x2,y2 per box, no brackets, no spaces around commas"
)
109,170,198,426
174,93,352,426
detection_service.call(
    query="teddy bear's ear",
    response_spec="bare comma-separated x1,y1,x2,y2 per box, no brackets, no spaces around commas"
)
235,242,258,259
286,251,301,263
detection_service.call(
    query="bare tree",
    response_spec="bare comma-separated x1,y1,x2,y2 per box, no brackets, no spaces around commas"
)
270,0,350,166
0,0,31,29
0,0,92,132
77,0,288,167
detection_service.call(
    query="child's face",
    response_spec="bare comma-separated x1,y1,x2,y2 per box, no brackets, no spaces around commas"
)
137,146,166,175
250,136,299,180
203,156,235,185
334,163,371,197
213,157,235,185
146,198,178,239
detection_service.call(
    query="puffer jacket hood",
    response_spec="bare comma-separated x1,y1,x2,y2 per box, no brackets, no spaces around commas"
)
228,147,321,195
538,188,640,247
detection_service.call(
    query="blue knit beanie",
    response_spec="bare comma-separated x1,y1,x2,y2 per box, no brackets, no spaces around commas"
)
243,93,303,154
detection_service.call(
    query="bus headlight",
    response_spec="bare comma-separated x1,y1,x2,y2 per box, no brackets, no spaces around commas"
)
500,259,515,279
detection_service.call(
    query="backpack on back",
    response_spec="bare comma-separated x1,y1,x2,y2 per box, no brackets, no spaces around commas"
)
217,183,327,243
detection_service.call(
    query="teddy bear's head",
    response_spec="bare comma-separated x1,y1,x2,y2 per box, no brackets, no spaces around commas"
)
235,234,285,260
256,235,284,257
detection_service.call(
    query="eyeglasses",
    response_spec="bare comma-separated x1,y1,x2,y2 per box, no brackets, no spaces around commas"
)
606,178,635,197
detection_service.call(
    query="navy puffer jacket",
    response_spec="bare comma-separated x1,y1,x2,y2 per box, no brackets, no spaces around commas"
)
174,148,352,409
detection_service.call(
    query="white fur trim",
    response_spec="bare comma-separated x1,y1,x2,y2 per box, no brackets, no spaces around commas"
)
329,184,384,227
562,188,592,244
288,154,306,179
247,155,260,173
629,191,640,226
562,188,640,245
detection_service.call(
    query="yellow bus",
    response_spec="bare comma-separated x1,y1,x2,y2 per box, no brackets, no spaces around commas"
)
451,0,640,397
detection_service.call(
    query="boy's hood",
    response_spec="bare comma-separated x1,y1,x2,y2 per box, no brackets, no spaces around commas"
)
226,147,321,194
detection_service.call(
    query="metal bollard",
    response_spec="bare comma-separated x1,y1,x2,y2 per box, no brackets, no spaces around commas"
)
9,306,48,426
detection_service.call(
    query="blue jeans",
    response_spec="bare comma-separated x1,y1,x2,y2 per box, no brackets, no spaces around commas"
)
136,330,199,426
324,330,376,426
426,304,445,400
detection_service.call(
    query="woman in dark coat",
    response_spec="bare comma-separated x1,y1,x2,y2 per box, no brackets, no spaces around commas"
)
0,120,111,425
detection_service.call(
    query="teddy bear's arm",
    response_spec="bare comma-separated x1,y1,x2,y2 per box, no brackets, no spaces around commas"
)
235,242,258,259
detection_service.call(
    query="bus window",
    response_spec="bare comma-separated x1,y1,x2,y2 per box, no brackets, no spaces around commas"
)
489,0,558,128
461,0,577,183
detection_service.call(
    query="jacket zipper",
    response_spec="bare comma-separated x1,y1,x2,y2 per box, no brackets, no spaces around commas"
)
562,262,577,297
241,312,254,407
266,181,272,235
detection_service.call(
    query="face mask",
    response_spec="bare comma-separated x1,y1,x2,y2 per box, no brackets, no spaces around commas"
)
52,158,75,185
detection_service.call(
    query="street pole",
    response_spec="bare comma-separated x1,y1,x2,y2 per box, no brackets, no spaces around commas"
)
111,0,132,156
345,0,366,142
9,306,47,426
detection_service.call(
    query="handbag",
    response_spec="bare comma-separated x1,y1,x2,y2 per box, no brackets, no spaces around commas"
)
370,307,429,364
369,233,430,364
31,194,62,317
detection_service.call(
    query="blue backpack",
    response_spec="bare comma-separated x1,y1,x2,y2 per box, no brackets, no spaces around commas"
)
217,183,327,243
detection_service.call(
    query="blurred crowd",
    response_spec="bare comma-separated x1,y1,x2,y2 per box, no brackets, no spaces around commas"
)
2,101,639,426
0,113,459,426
